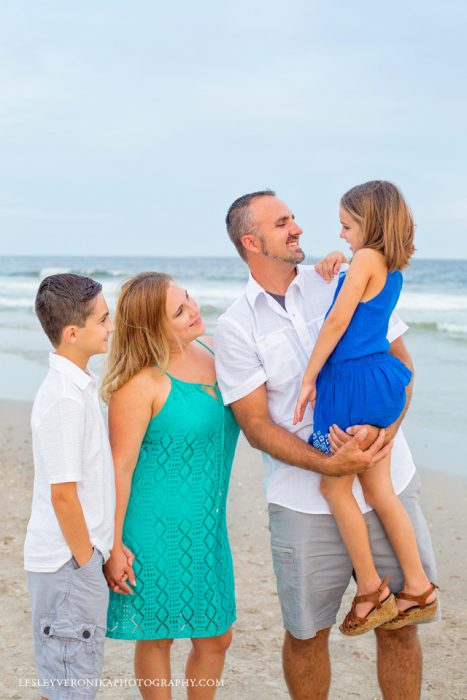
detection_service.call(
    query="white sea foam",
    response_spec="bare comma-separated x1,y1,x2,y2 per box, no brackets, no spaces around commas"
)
39,267,73,277
0,296,33,310
438,322,467,335
399,291,467,312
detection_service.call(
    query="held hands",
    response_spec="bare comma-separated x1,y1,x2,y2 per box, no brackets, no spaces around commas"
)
315,251,346,283
104,543,136,595
293,381,317,425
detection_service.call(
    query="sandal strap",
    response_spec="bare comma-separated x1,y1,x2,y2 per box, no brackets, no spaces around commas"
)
396,582,439,609
341,602,365,632
353,576,391,609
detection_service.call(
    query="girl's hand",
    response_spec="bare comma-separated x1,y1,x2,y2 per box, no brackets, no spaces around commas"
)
315,251,346,282
293,382,316,425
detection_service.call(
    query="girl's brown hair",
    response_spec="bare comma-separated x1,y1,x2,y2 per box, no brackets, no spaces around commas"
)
101,272,172,402
341,180,415,270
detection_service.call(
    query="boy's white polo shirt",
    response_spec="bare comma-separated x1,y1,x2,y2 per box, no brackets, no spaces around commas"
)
24,353,115,572
214,264,416,515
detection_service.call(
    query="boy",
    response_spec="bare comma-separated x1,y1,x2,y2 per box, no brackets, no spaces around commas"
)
24,274,116,699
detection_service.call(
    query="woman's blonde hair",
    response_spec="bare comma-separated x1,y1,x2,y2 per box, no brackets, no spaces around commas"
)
341,180,415,270
101,271,172,402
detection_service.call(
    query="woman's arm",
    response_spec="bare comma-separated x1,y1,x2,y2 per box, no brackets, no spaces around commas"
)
105,369,160,593
294,249,376,424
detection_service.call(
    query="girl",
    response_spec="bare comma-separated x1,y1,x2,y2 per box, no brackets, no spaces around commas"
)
102,272,239,698
294,181,438,636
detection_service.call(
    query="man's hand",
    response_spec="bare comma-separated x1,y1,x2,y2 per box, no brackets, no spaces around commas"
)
325,427,393,477
315,251,347,283
328,422,395,453
104,544,136,595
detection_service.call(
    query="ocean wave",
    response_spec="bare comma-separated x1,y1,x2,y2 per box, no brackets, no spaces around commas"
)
0,297,34,310
0,267,131,279
409,320,467,338
399,291,467,312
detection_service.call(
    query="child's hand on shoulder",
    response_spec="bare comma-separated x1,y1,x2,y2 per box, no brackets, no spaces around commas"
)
294,381,316,425
315,251,347,283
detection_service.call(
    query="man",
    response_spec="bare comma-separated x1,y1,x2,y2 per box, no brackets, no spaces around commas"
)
213,190,438,699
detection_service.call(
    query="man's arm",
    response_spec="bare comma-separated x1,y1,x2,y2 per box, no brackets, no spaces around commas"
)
231,384,392,478
388,335,414,434
329,336,414,451
51,482,93,567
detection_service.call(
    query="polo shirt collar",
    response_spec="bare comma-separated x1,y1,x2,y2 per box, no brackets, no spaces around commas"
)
49,352,94,390
246,264,306,307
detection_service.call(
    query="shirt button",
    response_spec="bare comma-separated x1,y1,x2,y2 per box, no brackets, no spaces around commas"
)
43,626,50,635
82,630,91,639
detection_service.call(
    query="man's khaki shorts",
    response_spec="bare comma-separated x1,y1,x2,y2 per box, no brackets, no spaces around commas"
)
268,472,439,640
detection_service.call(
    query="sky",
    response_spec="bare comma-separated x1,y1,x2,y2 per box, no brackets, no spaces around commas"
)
1,1,466,259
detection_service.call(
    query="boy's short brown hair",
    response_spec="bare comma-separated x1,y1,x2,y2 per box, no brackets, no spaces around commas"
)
35,274,102,347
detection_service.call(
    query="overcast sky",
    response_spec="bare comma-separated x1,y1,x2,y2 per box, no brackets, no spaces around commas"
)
1,0,466,259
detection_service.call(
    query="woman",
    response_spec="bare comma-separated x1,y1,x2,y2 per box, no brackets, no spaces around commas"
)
101,272,239,699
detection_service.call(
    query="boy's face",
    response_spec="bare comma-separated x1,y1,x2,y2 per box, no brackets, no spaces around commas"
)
64,292,114,356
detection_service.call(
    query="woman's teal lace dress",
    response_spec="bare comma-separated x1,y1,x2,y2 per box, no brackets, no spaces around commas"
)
107,346,239,640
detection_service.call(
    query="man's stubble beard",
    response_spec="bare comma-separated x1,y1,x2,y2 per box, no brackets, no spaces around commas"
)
259,236,305,265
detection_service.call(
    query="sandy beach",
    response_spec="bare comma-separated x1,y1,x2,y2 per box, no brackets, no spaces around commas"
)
1,398,466,699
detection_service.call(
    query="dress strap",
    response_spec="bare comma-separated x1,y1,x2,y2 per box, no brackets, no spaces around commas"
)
196,338,215,355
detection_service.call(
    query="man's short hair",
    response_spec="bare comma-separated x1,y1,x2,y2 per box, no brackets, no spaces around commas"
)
225,189,276,260
35,273,102,347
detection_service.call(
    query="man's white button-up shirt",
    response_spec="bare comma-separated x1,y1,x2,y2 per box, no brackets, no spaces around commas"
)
214,264,416,514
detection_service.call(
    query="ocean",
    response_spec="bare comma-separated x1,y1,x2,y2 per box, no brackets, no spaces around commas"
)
0,255,465,475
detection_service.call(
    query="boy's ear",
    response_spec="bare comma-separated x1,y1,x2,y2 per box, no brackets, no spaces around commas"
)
61,324,79,345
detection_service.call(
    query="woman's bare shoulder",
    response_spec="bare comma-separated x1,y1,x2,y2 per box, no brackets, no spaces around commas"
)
110,365,168,407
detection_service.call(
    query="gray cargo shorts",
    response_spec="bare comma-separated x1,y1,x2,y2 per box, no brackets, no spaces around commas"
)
26,547,109,699
268,472,439,640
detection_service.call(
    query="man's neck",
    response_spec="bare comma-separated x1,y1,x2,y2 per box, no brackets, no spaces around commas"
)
249,261,298,296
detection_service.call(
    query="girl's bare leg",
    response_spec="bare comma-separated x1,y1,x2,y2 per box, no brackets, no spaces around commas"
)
359,455,436,612
186,627,232,699
320,475,390,618
134,638,173,700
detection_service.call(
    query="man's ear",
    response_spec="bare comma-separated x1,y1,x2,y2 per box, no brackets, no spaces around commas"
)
61,324,78,345
241,233,261,256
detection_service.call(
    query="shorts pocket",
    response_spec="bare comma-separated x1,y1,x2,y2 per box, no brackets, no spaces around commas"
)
73,547,103,577
271,545,295,563
271,546,298,624
39,616,100,683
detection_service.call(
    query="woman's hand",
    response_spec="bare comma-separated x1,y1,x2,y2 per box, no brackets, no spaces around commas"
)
293,382,317,425
315,251,347,282
104,544,136,595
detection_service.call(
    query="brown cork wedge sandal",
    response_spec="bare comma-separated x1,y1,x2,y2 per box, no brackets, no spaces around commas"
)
339,577,398,637
379,583,439,630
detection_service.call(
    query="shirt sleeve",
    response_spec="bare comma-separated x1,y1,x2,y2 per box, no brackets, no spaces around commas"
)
214,317,267,405
36,398,86,484
387,311,408,343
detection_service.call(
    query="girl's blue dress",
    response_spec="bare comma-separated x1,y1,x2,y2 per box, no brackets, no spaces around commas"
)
310,269,412,454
